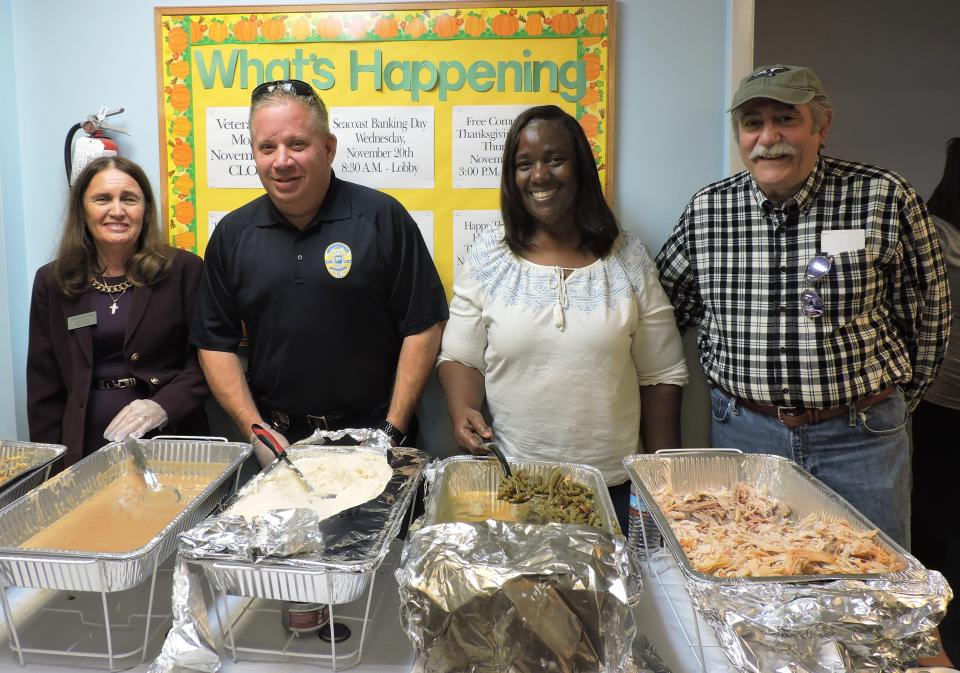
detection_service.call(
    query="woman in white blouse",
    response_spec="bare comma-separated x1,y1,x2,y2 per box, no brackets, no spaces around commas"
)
438,105,688,530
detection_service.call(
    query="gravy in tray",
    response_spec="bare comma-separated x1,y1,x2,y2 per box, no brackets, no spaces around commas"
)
441,490,529,523
20,461,226,553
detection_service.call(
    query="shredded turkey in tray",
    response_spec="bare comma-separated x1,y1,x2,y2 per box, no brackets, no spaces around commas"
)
653,483,905,577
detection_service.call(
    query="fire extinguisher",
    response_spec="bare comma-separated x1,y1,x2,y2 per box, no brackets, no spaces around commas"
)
64,106,127,185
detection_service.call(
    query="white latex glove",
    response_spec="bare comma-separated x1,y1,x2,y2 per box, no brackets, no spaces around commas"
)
250,426,290,468
103,398,169,441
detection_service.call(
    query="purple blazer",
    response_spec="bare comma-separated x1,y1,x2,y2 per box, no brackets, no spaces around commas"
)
27,248,209,467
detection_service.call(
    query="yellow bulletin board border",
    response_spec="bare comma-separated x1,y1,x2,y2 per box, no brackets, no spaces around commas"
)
155,1,615,257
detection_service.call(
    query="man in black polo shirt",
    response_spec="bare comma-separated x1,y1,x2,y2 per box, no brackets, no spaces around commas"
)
192,80,448,466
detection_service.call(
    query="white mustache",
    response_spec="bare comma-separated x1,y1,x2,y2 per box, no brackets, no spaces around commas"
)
749,141,797,160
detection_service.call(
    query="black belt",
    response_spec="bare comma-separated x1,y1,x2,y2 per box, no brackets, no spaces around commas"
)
268,409,344,433
93,377,138,390
263,404,385,436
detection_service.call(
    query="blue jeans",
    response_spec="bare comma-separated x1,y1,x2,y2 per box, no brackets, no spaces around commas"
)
710,387,911,548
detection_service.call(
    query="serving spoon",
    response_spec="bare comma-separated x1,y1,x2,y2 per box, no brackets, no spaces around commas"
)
474,433,512,477
125,436,181,506
251,424,335,499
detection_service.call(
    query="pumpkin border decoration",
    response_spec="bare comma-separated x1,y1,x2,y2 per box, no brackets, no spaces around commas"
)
157,3,612,254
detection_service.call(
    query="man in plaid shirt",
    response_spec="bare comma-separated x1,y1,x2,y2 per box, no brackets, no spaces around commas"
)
656,65,950,549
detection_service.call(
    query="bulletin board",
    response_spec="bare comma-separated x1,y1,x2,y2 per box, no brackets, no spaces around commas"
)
155,1,615,291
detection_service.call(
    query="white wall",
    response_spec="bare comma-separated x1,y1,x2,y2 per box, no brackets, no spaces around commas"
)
0,0,738,452
754,0,960,197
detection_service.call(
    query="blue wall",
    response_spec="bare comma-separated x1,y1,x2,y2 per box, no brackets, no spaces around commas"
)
0,0,733,448
0,0,24,439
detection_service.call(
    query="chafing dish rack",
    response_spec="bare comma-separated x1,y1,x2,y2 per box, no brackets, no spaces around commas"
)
624,449,951,673
156,443,427,672
0,437,251,670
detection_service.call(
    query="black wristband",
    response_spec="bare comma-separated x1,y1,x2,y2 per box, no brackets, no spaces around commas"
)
379,420,405,445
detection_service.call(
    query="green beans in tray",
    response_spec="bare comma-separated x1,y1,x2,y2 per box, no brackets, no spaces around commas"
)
497,468,603,527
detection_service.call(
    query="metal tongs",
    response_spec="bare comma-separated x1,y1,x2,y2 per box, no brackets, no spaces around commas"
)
474,433,512,477
251,423,334,498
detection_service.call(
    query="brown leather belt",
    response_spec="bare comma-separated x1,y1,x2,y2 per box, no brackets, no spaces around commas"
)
733,387,895,429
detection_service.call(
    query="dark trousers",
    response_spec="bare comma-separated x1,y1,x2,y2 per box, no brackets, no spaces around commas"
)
912,399,960,662
607,481,630,536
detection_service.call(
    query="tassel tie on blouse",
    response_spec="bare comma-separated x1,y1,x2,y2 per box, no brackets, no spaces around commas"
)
551,266,570,331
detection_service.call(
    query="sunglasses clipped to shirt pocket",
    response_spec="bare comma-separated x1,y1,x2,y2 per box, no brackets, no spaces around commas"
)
805,249,869,329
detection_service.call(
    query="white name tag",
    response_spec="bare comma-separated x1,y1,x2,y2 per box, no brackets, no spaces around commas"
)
821,229,865,255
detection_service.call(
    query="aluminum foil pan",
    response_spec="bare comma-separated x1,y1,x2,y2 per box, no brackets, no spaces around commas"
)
151,443,427,673
181,445,427,605
398,520,637,673
422,455,619,535
397,455,638,673
624,450,952,673
0,441,66,509
624,450,911,583
0,438,251,593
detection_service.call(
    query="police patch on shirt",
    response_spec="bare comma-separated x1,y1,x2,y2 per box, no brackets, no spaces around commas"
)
324,242,352,279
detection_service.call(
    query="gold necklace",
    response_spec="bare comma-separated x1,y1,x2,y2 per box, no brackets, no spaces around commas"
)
90,276,133,315
90,276,133,293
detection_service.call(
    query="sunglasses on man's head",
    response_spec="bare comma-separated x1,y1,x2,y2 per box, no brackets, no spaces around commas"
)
251,79,318,103
800,254,832,318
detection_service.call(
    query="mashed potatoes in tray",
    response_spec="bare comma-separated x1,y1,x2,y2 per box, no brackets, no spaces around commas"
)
226,452,393,522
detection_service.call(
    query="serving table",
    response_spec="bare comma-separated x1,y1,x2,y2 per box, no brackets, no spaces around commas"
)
0,541,727,673
0,541,417,673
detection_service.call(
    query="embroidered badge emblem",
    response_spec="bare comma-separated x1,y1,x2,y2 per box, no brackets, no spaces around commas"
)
749,66,790,81
324,242,352,279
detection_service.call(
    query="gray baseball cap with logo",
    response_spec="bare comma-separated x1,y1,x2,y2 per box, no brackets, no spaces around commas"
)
729,64,828,111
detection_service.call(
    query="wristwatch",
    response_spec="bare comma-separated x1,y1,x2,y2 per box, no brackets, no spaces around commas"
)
378,420,406,446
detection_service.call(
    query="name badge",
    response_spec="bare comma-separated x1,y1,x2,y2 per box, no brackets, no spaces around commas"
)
67,311,97,331
821,229,865,256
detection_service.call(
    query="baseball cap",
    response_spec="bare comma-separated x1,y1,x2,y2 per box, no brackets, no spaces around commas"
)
729,64,828,111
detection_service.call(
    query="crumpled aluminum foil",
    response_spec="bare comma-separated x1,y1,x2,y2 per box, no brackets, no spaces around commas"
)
682,559,952,673
178,509,326,561
150,440,426,673
396,520,640,673
292,426,393,450
148,556,220,673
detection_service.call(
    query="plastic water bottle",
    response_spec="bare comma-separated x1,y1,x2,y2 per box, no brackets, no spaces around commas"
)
628,484,662,560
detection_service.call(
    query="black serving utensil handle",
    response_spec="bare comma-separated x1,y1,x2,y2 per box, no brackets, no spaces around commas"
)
477,436,512,478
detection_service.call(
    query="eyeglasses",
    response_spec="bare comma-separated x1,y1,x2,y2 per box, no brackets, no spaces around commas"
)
800,254,832,318
251,79,318,103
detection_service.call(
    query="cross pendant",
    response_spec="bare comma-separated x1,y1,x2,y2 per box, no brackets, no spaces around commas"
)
109,301,119,315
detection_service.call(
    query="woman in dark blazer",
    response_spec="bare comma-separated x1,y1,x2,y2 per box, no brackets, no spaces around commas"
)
27,156,208,467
